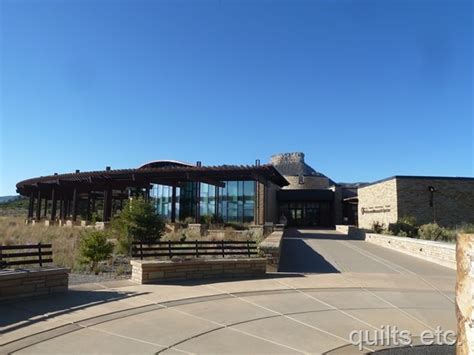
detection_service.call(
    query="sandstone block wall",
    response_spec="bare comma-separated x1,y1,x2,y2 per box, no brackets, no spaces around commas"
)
358,179,398,229
358,177,474,229
259,231,284,271
397,178,474,227
365,233,455,269
131,258,266,284
0,268,68,301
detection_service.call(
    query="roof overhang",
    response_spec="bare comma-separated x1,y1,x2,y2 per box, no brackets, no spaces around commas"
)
16,164,289,196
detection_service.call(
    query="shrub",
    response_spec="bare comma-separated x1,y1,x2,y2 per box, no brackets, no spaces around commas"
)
388,216,418,238
371,221,386,234
456,223,474,234
112,198,165,254
80,230,114,274
418,223,456,242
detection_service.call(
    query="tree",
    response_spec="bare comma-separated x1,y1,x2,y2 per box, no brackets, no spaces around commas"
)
80,230,114,274
112,197,165,254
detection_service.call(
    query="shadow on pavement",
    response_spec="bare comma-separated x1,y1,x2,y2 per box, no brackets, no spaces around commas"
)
0,288,149,334
279,237,340,273
285,228,349,240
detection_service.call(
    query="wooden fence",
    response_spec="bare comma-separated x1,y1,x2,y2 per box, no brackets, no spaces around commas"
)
132,240,258,260
0,243,53,268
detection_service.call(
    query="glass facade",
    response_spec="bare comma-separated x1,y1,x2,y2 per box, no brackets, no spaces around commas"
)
218,181,255,222
150,180,255,223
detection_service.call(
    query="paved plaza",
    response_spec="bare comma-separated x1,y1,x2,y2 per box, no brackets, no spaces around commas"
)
1,229,456,354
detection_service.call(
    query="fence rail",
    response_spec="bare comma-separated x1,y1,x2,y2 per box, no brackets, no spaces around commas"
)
132,240,258,260
0,243,53,268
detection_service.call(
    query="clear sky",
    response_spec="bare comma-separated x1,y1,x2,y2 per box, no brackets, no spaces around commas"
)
1,0,472,195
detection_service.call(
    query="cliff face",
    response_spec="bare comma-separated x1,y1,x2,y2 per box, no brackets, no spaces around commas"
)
270,152,334,190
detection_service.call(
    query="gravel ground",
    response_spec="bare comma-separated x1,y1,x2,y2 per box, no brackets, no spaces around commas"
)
69,272,131,285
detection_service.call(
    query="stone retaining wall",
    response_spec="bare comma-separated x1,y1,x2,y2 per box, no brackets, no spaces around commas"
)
365,233,455,269
259,231,284,271
0,267,68,301
131,258,266,284
335,225,365,239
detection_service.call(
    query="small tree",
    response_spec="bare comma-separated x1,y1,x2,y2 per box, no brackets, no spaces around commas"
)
112,197,165,254
80,230,114,274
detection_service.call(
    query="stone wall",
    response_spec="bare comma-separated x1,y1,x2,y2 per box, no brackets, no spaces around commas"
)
397,177,474,227
358,177,474,229
358,179,398,229
131,258,266,284
365,233,455,269
0,267,68,301
455,234,474,354
259,231,284,271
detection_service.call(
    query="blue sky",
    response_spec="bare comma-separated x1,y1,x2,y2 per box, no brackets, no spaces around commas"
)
1,0,472,195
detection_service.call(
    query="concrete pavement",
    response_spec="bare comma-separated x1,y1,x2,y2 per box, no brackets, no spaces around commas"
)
0,229,456,354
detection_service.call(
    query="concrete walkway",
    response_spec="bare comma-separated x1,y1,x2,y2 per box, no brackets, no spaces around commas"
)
0,229,456,354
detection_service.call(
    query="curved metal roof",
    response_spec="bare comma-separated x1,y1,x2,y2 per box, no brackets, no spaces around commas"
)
138,160,195,169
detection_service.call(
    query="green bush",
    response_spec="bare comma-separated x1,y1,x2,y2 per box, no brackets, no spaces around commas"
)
418,223,456,242
80,230,114,274
388,216,418,238
371,221,386,234
456,223,474,234
112,198,165,254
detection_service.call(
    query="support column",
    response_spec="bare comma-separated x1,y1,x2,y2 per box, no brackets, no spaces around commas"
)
214,186,219,219
86,193,91,221
28,192,35,219
71,188,78,222
65,199,70,219
195,182,201,223
36,191,42,220
145,185,150,202
43,198,48,218
171,186,177,223
59,197,64,220
91,198,96,216
51,189,57,221
103,187,112,222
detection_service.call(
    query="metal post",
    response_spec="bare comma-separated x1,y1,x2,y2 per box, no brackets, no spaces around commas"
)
36,191,42,220
171,186,177,223
168,241,172,259
247,240,251,257
28,193,35,219
221,240,225,258
195,240,199,258
71,188,78,221
43,198,48,218
38,242,43,267
51,188,57,221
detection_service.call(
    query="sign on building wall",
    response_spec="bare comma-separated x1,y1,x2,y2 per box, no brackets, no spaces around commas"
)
361,205,391,215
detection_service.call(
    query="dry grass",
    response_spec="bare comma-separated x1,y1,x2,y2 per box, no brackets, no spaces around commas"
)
0,217,84,271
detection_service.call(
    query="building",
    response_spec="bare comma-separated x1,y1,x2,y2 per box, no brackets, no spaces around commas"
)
16,153,474,228
16,152,356,227
358,176,474,229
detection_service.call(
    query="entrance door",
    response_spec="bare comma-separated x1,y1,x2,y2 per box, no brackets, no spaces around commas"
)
305,204,320,226
290,206,304,226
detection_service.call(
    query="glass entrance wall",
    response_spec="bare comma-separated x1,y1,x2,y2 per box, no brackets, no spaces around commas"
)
279,201,333,227
150,180,256,223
